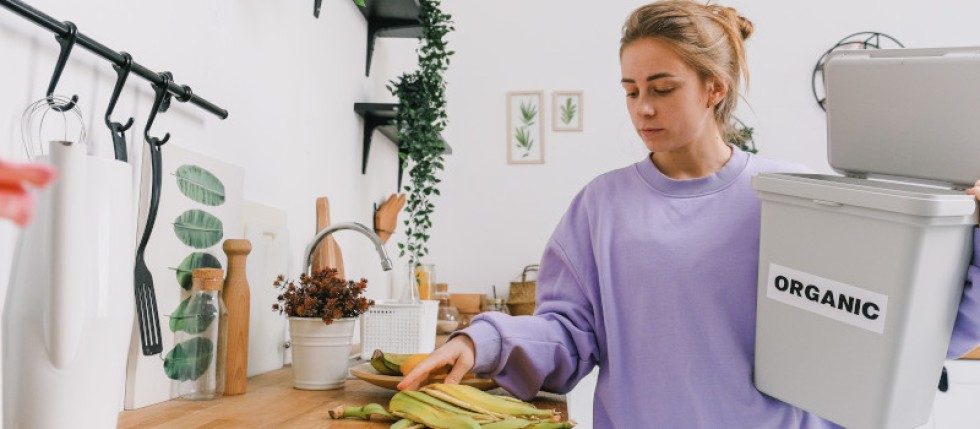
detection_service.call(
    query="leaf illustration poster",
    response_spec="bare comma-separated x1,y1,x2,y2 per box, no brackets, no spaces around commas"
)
553,91,583,132
507,91,544,164
124,143,244,409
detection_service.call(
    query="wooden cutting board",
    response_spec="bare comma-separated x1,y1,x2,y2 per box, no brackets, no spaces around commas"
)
312,197,344,279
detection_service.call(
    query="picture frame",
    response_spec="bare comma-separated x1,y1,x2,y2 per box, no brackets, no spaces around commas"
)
507,90,545,164
553,91,583,132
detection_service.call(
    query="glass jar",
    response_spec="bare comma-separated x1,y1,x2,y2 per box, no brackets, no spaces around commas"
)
167,268,227,400
415,263,436,301
435,282,450,308
437,306,460,333
484,298,510,315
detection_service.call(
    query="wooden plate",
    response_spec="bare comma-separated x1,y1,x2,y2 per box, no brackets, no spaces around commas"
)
348,362,498,391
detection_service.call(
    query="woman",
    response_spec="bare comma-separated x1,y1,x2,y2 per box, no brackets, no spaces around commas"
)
399,1,980,427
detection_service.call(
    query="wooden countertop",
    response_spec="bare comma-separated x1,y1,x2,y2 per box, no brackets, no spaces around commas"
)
118,341,567,428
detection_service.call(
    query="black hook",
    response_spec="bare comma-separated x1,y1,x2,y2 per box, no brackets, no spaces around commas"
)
47,21,80,112
105,52,134,161
144,72,173,146
105,52,134,131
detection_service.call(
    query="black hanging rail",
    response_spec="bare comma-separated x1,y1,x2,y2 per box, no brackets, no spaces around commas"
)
0,0,229,120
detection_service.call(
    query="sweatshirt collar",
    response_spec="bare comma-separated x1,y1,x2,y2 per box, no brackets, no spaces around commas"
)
634,145,749,197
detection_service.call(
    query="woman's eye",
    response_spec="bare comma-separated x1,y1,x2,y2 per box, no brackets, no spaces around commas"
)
653,87,674,95
625,91,638,98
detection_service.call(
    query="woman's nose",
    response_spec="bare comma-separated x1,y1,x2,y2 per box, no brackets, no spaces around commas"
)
637,94,656,116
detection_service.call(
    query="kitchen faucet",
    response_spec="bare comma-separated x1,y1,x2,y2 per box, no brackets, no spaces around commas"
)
303,222,394,274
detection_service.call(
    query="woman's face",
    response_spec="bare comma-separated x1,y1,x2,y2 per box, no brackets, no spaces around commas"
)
620,37,722,153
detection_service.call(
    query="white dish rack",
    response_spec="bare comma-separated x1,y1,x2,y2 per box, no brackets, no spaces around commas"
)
359,300,439,360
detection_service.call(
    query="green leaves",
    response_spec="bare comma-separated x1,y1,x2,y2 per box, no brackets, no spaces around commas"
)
174,252,223,290
175,165,226,207
169,292,217,334
174,209,224,249
163,337,214,381
389,0,454,267
519,100,537,126
560,97,577,125
352,0,365,6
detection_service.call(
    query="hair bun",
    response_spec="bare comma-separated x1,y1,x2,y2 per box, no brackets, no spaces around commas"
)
714,5,754,41
735,14,754,40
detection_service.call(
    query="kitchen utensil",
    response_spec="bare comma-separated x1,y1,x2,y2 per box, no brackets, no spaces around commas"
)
134,139,163,355
222,239,252,395
312,196,344,278
134,73,173,356
348,362,497,391
374,193,405,244
21,95,87,161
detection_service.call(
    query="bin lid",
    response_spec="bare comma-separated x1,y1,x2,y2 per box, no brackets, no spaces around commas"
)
753,173,977,218
825,47,980,188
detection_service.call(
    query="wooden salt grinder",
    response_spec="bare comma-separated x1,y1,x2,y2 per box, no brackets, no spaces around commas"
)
222,239,252,395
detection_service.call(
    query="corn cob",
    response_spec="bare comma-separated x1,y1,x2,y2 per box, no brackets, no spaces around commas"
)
401,390,500,424
389,391,482,429
390,418,425,429
421,384,557,421
328,403,395,421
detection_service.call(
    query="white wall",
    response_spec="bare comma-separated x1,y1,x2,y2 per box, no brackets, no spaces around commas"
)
3,0,980,427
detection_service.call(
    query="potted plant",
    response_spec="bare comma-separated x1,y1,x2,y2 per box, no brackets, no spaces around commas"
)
273,268,374,390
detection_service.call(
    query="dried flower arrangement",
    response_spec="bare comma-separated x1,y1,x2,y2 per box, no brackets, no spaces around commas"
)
272,268,374,324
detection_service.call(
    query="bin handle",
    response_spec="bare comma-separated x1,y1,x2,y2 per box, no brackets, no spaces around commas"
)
521,264,539,283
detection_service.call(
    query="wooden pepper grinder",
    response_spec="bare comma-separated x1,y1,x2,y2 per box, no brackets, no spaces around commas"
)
222,239,252,395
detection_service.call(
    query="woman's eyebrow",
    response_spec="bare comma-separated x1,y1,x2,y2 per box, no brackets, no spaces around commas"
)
621,72,675,84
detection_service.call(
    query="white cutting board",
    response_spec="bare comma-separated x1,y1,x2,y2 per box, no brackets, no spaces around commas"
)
242,201,289,376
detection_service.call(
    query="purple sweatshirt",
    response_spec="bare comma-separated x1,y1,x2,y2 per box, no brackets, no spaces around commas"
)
457,147,980,428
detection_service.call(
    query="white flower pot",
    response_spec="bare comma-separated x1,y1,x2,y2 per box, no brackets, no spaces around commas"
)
288,317,356,390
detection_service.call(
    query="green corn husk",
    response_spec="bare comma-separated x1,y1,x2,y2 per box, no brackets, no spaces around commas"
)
401,390,500,424
390,418,425,429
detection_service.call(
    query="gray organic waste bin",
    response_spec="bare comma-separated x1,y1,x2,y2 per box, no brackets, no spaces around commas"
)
753,47,980,429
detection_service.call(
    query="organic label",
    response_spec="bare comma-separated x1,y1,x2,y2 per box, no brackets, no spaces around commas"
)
766,263,888,334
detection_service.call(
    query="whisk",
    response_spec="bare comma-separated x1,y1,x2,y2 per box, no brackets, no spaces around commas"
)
21,95,87,161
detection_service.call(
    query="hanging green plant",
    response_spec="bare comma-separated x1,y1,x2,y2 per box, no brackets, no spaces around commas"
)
728,117,758,154
175,165,226,207
387,0,454,267
173,209,224,249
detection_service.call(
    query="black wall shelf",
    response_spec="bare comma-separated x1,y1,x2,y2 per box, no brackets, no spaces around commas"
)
357,0,424,76
354,102,451,190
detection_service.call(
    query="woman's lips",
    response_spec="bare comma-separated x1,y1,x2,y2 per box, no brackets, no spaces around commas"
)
639,128,665,139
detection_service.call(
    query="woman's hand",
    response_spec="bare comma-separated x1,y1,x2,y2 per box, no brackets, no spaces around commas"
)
0,159,56,227
397,335,476,391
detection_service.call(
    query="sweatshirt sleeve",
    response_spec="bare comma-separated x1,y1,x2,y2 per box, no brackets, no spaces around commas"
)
451,226,601,400
946,228,980,359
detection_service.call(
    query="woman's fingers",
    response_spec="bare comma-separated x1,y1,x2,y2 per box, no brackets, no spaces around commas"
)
397,336,477,391
0,160,56,187
0,183,33,227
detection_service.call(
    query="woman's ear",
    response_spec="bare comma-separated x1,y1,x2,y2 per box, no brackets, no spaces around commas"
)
706,78,728,108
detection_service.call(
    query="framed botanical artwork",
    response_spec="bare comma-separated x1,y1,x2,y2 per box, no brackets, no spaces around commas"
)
553,91,583,131
507,91,545,164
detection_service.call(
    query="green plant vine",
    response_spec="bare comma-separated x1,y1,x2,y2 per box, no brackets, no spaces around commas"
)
387,0,454,267
515,100,536,157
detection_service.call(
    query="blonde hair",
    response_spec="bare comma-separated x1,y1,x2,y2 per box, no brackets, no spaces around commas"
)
621,0,754,141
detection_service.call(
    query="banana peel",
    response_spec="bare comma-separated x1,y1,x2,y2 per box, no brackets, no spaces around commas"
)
371,349,415,376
